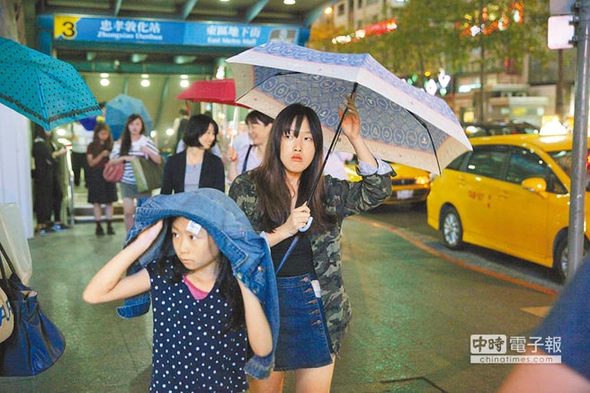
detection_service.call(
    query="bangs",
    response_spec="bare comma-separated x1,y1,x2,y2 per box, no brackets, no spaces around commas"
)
282,114,305,137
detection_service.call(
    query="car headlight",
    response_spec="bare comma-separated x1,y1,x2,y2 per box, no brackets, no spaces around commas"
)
415,176,430,185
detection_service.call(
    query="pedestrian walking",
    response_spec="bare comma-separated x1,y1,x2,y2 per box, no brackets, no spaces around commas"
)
86,122,117,236
161,114,225,194
70,121,93,187
110,114,161,233
31,126,69,235
83,191,274,392
228,102,392,392
227,110,273,182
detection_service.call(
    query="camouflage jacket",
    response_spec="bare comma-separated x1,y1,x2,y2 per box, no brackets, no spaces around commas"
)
228,170,392,353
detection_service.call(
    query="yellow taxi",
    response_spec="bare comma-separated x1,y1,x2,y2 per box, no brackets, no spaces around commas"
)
345,161,430,204
427,134,589,282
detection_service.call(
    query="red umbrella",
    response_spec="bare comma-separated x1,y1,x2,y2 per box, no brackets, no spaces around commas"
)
177,79,249,108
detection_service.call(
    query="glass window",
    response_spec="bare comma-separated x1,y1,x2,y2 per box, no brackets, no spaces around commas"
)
464,125,488,138
337,3,345,16
507,148,566,194
357,0,363,7
549,149,590,192
446,153,468,170
464,146,509,179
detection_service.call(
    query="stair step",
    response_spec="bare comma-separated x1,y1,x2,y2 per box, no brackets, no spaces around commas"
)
75,215,125,224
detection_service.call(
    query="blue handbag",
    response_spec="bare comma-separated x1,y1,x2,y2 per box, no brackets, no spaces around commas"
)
0,242,65,376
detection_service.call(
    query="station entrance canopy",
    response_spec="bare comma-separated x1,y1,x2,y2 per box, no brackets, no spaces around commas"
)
37,0,323,76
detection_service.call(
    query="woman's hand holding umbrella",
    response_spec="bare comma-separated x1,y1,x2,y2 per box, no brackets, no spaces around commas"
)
339,93,377,168
275,203,311,239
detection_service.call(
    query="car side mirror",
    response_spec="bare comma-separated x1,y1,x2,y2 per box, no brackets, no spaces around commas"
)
521,177,547,194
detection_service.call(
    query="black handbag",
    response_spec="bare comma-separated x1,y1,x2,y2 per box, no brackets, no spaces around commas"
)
0,241,66,376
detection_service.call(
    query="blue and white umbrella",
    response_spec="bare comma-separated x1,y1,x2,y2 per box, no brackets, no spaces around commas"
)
105,94,153,140
227,42,471,174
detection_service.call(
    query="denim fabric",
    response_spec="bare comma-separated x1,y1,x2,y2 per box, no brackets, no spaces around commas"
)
118,189,279,379
117,196,153,319
274,273,332,371
534,257,590,380
116,262,151,318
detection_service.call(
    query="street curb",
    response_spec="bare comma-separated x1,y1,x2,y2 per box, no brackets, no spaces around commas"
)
353,216,558,297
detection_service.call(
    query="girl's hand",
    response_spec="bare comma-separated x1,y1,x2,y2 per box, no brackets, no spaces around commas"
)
279,203,311,237
140,146,151,157
339,93,361,142
133,221,163,250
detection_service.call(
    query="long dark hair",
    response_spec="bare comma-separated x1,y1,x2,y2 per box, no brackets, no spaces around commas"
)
156,219,245,332
33,124,48,141
252,103,335,233
183,114,218,148
90,122,113,154
120,114,146,156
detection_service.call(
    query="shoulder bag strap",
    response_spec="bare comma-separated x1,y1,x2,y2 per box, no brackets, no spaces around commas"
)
242,145,254,174
0,242,16,297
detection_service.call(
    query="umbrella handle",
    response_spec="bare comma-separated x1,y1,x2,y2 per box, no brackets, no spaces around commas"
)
298,217,313,233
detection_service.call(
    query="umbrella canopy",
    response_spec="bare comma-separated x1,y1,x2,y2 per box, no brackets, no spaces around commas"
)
105,94,153,140
227,42,472,174
176,79,249,108
0,37,101,130
79,116,98,131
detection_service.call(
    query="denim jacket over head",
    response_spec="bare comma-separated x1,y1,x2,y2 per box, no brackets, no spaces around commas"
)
121,189,279,379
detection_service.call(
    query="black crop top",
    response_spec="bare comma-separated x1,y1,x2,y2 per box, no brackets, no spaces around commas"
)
270,234,315,277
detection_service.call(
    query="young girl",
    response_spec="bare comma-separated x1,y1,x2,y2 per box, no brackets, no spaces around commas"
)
110,114,161,232
86,122,117,236
83,192,274,392
229,102,392,393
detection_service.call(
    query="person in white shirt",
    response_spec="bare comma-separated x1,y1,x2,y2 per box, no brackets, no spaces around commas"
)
323,150,353,180
71,121,94,187
227,111,273,182
110,114,162,232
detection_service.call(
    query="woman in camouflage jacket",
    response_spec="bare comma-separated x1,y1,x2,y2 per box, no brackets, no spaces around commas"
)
229,102,392,393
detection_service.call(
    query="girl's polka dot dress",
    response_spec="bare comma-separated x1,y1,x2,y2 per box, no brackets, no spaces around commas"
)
147,263,248,392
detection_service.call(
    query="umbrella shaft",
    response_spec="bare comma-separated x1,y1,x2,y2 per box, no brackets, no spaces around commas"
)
306,82,359,205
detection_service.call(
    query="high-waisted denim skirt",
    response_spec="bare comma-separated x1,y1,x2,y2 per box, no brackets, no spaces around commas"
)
274,273,333,371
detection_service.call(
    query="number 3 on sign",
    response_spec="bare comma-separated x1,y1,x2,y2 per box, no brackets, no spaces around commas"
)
54,16,81,40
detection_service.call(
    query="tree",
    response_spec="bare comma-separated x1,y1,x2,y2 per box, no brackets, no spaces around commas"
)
307,0,550,105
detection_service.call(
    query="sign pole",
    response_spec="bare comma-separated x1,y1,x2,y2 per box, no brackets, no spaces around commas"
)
568,0,590,280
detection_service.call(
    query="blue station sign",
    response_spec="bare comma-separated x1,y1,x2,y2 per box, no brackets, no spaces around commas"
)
53,15,303,47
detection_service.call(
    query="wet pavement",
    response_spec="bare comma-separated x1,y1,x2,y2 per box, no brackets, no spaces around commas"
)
0,213,556,392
